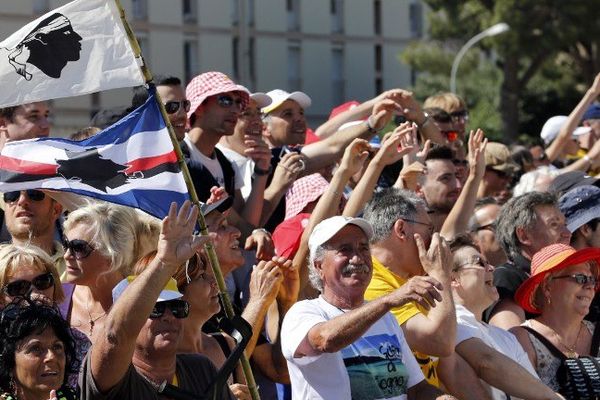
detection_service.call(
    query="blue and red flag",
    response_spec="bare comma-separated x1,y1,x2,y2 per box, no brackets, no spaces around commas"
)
0,90,189,219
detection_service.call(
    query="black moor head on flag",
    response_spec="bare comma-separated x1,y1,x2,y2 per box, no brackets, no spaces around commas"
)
56,148,129,192
4,13,82,81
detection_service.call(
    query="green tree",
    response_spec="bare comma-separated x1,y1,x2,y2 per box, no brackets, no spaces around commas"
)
401,0,600,143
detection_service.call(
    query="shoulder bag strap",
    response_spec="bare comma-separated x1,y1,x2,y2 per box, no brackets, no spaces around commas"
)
521,325,567,360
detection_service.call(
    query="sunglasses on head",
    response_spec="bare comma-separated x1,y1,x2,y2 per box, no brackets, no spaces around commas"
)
3,272,54,298
217,94,244,109
149,299,189,319
552,273,598,288
62,239,94,260
164,100,191,114
3,190,45,203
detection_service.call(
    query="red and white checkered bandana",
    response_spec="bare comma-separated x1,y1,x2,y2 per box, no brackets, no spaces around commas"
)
185,71,250,119
285,173,330,220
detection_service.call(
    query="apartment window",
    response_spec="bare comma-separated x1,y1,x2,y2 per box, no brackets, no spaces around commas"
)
374,0,381,35
33,0,49,14
132,0,148,20
331,46,345,105
184,40,199,84
287,0,300,31
288,41,301,90
375,44,382,72
232,37,240,81
249,37,256,83
409,0,423,38
183,0,197,23
375,77,383,95
330,0,343,34
231,0,239,26
248,0,255,26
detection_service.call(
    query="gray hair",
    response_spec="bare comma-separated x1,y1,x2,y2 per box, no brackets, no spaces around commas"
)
513,166,560,197
363,188,426,243
496,191,557,262
308,244,326,292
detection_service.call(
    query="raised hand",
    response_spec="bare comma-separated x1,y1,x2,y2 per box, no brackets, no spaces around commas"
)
375,122,416,166
467,128,487,180
249,257,285,305
245,229,275,261
206,186,227,205
385,275,443,310
415,232,452,278
156,201,213,267
270,152,305,191
275,256,299,308
339,138,370,176
243,134,272,170
368,98,402,131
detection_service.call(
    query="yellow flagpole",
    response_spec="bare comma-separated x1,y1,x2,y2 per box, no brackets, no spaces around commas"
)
113,1,261,399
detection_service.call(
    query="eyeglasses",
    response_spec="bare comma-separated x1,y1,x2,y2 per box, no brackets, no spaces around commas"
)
2,272,54,297
3,190,45,203
149,299,189,319
217,94,244,109
62,239,94,260
454,257,491,272
552,274,598,288
404,218,434,234
442,130,459,142
449,110,469,122
164,100,191,114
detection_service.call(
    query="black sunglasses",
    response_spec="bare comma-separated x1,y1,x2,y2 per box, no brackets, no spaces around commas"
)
62,239,94,260
149,299,189,319
3,272,54,298
217,94,243,109
449,110,469,121
3,190,45,203
553,273,598,287
164,100,191,114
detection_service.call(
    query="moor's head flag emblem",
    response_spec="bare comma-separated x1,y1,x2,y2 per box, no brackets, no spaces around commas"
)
56,148,129,192
5,12,82,81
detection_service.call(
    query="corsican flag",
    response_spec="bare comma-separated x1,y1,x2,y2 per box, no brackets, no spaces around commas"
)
0,88,190,219
0,0,144,108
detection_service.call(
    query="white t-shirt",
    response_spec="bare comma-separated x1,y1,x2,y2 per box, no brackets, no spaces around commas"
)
184,136,243,190
216,144,254,200
281,296,424,400
455,304,538,400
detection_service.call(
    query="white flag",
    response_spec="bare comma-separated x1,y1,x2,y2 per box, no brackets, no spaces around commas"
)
0,0,144,108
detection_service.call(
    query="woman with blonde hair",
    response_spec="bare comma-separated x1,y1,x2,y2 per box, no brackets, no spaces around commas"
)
61,201,159,342
511,243,600,392
0,243,64,307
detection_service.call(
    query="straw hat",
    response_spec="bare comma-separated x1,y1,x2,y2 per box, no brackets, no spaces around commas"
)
515,243,600,314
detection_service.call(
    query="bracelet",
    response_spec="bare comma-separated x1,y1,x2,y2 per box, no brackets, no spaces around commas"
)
252,228,271,236
253,164,272,176
583,154,592,164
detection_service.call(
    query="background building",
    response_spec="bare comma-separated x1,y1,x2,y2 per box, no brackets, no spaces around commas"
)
0,0,425,135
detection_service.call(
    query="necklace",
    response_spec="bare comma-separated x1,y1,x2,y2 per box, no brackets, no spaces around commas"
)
538,320,583,358
84,299,106,336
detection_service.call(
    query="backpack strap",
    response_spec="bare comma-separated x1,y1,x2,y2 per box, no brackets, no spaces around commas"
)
521,325,567,360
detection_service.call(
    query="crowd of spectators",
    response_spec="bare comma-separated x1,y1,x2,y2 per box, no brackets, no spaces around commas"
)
0,68,599,400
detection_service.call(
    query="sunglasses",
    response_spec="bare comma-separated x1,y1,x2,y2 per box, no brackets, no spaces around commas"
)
552,273,598,288
164,100,191,114
217,94,244,109
3,190,45,203
442,130,459,142
3,272,54,297
149,299,189,319
62,239,94,260
486,167,511,179
449,110,469,122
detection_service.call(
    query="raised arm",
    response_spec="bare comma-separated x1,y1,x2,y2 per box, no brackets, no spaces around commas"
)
90,202,211,393
546,72,600,162
402,234,457,357
440,129,487,239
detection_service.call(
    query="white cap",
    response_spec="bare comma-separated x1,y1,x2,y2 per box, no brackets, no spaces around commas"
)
250,92,272,108
308,216,373,261
262,89,312,114
112,276,183,303
540,115,591,146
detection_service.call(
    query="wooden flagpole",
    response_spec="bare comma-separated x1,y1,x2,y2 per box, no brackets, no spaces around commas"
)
113,1,261,399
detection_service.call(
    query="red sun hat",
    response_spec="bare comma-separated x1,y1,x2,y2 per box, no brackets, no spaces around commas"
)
515,243,600,314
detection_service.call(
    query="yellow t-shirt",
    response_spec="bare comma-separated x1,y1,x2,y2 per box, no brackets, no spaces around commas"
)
365,256,440,387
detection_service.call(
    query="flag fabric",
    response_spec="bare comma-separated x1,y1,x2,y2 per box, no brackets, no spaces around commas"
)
0,0,144,108
0,89,190,219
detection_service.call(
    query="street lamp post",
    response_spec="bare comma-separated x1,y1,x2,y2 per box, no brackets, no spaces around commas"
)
450,22,510,94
